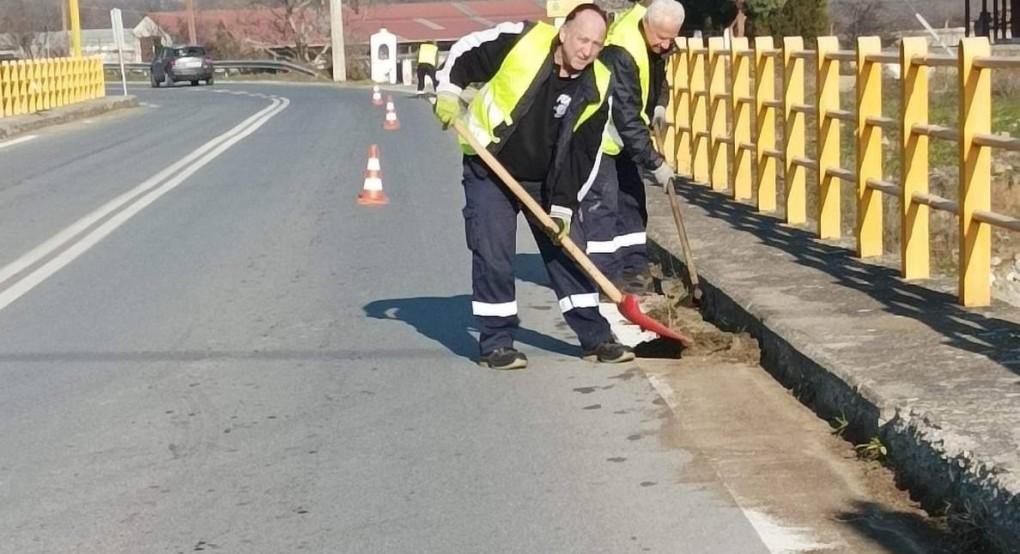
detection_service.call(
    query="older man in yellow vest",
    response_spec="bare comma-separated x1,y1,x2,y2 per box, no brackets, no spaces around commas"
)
580,0,684,293
432,4,636,370
416,40,439,95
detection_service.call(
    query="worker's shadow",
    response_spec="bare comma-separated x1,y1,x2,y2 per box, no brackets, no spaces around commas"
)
363,294,577,362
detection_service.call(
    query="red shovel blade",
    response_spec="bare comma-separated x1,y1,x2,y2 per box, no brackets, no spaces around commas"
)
618,294,694,347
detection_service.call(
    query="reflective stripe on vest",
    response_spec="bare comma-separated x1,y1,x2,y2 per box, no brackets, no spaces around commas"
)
418,43,438,65
601,4,651,156
460,22,610,155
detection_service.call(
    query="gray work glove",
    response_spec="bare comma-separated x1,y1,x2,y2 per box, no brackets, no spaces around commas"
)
652,105,668,134
548,205,573,244
651,162,674,188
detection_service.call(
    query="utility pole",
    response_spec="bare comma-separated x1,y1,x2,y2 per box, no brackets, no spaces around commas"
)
69,0,82,57
330,0,347,81
61,0,69,55
185,0,197,45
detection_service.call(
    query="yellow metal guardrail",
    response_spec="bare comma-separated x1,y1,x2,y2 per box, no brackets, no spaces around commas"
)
662,35,1020,307
0,57,105,118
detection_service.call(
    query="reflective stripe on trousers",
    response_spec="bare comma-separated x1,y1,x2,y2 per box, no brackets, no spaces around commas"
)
462,156,612,355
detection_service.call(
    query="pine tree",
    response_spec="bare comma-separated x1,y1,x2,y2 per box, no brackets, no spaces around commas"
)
749,0,829,40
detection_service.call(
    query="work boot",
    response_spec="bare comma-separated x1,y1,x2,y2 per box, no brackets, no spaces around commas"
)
479,347,528,370
583,341,636,363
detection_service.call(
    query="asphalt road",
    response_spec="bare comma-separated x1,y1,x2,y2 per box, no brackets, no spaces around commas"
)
0,83,940,553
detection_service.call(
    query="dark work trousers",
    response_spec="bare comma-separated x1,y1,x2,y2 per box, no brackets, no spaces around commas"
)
416,63,436,93
579,153,648,283
461,155,613,356
579,153,623,283
616,153,649,275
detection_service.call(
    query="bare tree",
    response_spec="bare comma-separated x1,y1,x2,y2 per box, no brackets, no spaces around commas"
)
0,0,63,58
249,0,329,63
830,0,889,40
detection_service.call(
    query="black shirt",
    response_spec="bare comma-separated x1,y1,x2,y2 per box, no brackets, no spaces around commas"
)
497,63,582,182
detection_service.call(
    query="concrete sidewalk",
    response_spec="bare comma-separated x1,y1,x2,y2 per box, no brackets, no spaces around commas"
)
0,96,138,140
646,179,1020,552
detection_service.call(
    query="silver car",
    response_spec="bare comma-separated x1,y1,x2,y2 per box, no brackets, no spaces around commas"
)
150,45,214,87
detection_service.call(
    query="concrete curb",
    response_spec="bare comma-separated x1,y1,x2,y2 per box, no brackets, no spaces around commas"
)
0,96,139,140
645,184,1020,553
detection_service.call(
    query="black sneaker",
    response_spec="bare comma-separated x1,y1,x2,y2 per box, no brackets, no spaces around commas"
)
583,341,636,363
479,348,528,370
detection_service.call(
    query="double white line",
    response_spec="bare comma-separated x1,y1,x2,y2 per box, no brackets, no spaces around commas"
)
0,94,290,314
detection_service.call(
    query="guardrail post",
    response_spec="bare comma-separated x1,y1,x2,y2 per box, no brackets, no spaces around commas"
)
731,37,752,200
755,37,777,213
783,37,807,225
674,38,692,177
689,37,710,184
0,62,9,117
958,38,992,306
44,59,54,110
15,60,27,115
95,58,105,99
708,37,729,191
26,60,38,114
856,37,884,258
816,36,841,239
56,59,66,108
900,37,930,280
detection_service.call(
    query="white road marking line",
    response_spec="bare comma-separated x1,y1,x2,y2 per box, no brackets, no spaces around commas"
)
0,98,283,288
0,97,289,311
0,135,38,150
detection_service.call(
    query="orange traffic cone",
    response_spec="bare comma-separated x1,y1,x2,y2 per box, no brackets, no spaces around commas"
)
372,85,383,107
358,144,388,205
383,96,400,130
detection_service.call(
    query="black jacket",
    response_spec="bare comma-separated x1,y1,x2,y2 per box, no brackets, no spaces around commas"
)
436,21,612,213
599,39,669,172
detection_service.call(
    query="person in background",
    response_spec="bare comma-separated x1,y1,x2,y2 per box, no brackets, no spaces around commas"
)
580,0,685,294
416,40,439,95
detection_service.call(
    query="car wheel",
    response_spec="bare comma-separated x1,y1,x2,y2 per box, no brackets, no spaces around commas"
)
150,73,159,88
190,80,199,86
164,72,173,88
206,76,214,86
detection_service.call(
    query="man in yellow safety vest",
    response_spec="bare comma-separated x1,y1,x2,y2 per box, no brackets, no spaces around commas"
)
432,4,636,370
416,41,439,95
580,0,685,294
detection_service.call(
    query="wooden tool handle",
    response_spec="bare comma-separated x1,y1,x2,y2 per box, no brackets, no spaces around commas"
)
665,179,700,289
453,120,623,304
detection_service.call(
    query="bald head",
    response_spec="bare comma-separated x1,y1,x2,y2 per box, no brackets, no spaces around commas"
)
557,5,608,75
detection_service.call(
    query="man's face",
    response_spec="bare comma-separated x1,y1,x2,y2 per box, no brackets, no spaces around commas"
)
558,11,607,73
643,17,681,54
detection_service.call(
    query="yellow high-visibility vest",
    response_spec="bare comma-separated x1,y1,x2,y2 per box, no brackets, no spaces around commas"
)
459,22,611,155
418,43,439,65
601,4,651,155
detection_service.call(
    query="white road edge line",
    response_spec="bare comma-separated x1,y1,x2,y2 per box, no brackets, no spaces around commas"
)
643,373,840,554
0,97,289,313
0,98,283,289
0,135,38,150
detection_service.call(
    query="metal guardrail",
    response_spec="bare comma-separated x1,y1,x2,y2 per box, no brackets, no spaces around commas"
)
663,35,1020,308
105,59,321,78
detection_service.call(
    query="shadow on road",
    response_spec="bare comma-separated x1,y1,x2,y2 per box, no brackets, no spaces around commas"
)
834,500,987,553
363,294,578,362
